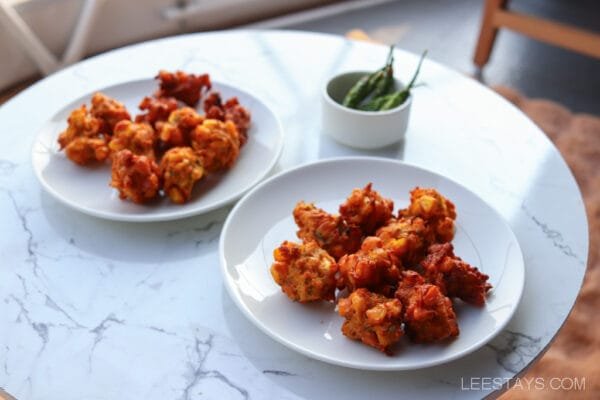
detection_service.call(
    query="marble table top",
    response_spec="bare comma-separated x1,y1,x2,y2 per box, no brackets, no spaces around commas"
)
0,30,588,399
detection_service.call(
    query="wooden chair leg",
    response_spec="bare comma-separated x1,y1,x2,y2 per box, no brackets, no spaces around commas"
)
473,0,509,68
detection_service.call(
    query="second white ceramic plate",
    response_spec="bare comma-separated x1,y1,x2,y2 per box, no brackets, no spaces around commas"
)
220,157,524,370
31,78,283,222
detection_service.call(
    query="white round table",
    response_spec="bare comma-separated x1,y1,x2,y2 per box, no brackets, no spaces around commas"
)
0,30,588,399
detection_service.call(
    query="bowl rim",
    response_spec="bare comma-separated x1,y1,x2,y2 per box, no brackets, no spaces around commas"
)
323,70,412,116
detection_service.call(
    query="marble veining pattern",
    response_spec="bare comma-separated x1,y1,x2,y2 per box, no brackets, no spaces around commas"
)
0,31,588,399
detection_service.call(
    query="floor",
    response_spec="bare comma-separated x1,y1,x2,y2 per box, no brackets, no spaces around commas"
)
284,0,600,115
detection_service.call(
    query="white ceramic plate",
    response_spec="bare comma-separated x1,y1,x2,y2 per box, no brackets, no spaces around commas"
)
220,157,525,370
31,79,283,222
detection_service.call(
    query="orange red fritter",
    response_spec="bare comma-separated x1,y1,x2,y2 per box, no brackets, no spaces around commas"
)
204,92,251,146
155,70,211,107
109,120,156,161
271,240,338,303
160,147,204,204
158,107,204,150
135,96,178,128
396,270,459,343
421,243,492,306
271,183,492,355
57,105,109,165
338,288,404,354
90,92,131,135
400,187,457,243
190,119,240,173
110,149,160,204
338,237,401,297
339,183,394,235
293,201,362,260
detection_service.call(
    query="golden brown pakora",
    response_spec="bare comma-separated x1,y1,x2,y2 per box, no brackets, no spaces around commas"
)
90,92,131,135
160,147,204,204
204,92,251,146
270,240,338,303
421,243,492,306
400,187,457,243
109,120,156,161
396,270,459,343
155,70,211,107
135,96,179,128
110,149,160,204
158,107,204,150
293,201,362,260
338,237,401,297
190,119,240,173
338,288,404,354
376,216,436,266
57,105,109,165
339,183,394,235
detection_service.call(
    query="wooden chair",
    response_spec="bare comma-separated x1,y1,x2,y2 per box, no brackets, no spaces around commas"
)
473,0,600,68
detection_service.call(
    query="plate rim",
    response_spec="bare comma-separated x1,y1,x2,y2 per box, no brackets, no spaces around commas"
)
219,156,525,371
31,78,285,222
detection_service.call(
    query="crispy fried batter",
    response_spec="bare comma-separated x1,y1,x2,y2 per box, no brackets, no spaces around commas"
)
155,70,211,107
271,240,338,302
396,270,459,343
110,149,160,204
339,183,394,235
293,201,362,260
90,92,131,135
190,119,240,173
160,147,204,204
58,105,109,165
203,92,251,146
338,288,403,354
376,216,436,266
158,107,204,150
338,237,401,297
421,243,492,306
400,187,457,242
109,120,156,161
135,96,178,128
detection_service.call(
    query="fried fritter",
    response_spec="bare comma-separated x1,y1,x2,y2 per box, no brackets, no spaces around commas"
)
135,96,178,128
271,240,338,302
57,105,109,165
204,92,251,146
376,216,435,266
400,187,456,243
421,243,492,306
339,183,394,235
190,119,240,173
158,107,204,149
110,149,160,204
293,201,362,260
160,147,204,204
338,288,403,354
396,270,459,343
90,92,131,135
338,237,401,297
109,120,156,161
155,70,211,107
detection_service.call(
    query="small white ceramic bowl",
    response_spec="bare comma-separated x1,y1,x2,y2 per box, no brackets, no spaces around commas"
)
321,71,411,149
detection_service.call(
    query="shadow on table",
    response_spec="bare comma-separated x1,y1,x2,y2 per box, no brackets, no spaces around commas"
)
221,289,508,400
40,190,230,263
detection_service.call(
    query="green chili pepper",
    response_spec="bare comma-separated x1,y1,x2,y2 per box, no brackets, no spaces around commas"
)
342,45,395,109
359,93,395,111
379,50,427,111
372,46,395,98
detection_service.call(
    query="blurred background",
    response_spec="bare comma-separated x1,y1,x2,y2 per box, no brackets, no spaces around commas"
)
1,0,599,113
1,0,599,399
